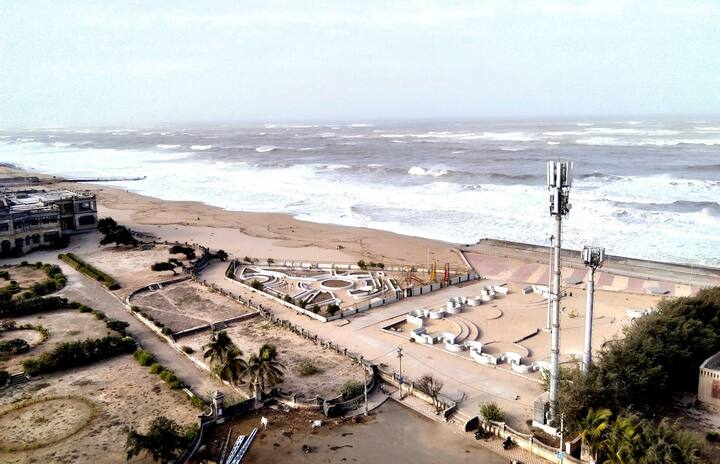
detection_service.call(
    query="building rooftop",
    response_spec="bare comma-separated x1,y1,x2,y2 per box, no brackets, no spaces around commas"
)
0,189,94,216
701,351,720,371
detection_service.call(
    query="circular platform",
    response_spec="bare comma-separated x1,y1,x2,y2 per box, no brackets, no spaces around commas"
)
320,279,354,290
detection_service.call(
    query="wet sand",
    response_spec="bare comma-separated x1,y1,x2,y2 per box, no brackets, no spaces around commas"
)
243,400,508,464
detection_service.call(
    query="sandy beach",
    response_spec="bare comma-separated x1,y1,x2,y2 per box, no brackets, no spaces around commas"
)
0,165,467,270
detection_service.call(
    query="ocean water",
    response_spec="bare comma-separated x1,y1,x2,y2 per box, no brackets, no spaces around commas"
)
1,119,719,266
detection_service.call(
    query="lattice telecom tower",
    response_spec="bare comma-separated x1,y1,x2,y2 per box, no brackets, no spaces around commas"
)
546,160,573,425
582,246,605,373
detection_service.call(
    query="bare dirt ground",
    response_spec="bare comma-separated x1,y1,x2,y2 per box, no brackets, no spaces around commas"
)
202,400,509,464
78,242,185,299
182,318,365,400
131,281,255,332
0,309,111,372
0,355,198,464
0,264,48,295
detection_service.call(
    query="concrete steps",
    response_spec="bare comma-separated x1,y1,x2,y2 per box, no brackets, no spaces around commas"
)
457,316,480,342
7,372,30,388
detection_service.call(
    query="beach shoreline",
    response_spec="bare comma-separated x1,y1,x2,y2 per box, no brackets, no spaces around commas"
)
0,164,468,268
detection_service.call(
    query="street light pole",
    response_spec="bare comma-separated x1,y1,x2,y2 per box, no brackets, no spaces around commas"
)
547,161,573,425
397,347,404,400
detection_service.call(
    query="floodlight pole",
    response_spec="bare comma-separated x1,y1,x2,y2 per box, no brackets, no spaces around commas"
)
582,246,605,374
547,161,573,425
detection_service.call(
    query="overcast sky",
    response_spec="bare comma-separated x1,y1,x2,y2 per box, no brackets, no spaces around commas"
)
1,1,719,127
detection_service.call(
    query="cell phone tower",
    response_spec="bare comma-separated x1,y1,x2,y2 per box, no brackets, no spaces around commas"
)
582,246,605,373
546,160,573,424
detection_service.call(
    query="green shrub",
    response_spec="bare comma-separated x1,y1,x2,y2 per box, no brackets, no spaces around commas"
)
0,270,9,280
250,279,263,290
0,370,8,387
298,359,318,376
190,396,205,410
0,338,31,355
283,294,293,303
169,245,196,260
149,363,163,374
707,431,719,443
23,336,136,375
159,370,182,389
106,319,129,334
161,327,173,336
78,305,92,313
326,303,340,316
133,349,155,367
92,310,106,320
0,296,71,318
480,402,505,422
181,346,194,354
340,380,364,400
130,305,140,312
357,260,367,270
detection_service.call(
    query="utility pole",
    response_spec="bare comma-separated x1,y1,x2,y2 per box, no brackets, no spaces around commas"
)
397,347,404,400
546,160,573,425
546,235,554,331
582,246,604,373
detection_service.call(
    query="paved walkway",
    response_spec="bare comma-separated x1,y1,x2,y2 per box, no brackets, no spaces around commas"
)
465,252,699,297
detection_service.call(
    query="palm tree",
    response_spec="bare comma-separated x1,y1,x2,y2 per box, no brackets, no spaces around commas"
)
578,408,612,463
243,344,285,400
602,415,636,464
203,331,234,366
215,347,248,387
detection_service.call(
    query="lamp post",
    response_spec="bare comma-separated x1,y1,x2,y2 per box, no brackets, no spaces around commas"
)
397,347,404,400
582,246,605,373
546,160,573,425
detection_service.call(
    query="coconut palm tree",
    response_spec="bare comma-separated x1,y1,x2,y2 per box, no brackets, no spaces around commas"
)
203,331,234,366
215,347,248,387
243,344,285,400
578,408,612,463
602,415,636,464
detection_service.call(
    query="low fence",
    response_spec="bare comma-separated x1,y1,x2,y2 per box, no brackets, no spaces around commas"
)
482,419,585,464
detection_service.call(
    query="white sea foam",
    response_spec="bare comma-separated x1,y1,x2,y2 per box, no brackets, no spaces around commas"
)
157,144,181,149
191,145,212,150
576,137,720,147
52,142,70,147
256,145,278,153
2,129,718,267
500,147,525,151
408,166,448,177
576,123,593,126
547,141,560,145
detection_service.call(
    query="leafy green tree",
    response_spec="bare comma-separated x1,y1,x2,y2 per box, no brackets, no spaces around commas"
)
100,226,138,247
151,262,177,275
97,217,118,234
125,416,192,463
479,402,505,422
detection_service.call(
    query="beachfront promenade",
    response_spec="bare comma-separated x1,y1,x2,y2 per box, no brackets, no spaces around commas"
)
200,261,544,427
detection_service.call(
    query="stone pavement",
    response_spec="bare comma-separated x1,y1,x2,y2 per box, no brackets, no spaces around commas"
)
465,252,699,297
